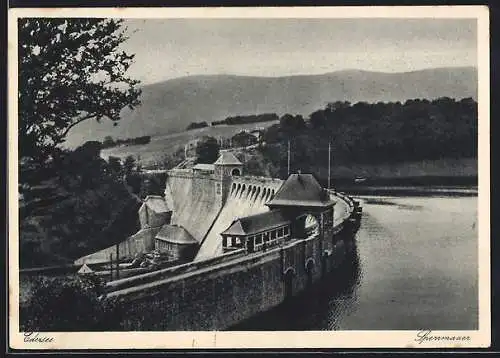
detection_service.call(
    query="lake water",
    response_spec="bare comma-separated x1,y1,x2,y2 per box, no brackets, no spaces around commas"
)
232,195,478,330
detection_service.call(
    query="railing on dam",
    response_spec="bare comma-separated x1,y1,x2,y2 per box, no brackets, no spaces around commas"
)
329,190,357,215
106,244,285,300
107,228,335,302
165,169,197,179
106,248,246,292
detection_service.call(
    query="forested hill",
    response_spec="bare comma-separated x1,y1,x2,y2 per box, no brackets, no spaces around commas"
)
65,67,477,148
251,97,477,181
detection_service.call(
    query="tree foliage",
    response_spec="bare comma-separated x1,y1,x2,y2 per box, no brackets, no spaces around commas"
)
19,141,141,267
107,156,123,177
231,131,258,148
20,274,124,331
259,98,477,180
161,147,185,169
186,121,209,130
18,18,142,160
123,155,136,176
211,113,279,126
195,136,220,164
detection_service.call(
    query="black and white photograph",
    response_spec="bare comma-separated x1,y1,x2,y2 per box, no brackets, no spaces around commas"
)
8,6,490,349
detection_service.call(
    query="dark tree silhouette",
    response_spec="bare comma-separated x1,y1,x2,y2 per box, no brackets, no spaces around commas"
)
123,155,136,176
18,18,142,161
107,156,122,177
257,98,477,180
103,136,115,148
20,275,124,331
196,136,220,164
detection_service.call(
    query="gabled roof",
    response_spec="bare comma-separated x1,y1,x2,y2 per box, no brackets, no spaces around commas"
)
155,224,198,245
267,173,336,208
78,264,94,274
193,163,215,171
221,210,290,236
143,195,170,213
214,152,242,166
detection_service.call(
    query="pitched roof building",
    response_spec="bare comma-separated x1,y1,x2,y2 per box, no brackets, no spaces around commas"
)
214,152,242,166
143,195,170,213
155,224,198,245
220,210,291,254
139,195,172,229
221,210,290,237
267,173,336,209
155,224,199,261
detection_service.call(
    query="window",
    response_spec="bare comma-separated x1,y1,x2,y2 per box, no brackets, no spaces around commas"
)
263,232,269,242
256,234,262,244
278,228,284,237
235,237,241,245
231,168,241,176
271,230,277,239
284,227,289,236
216,183,222,195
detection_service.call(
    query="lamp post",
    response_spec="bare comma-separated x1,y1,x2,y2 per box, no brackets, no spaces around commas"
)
287,140,291,176
328,142,331,190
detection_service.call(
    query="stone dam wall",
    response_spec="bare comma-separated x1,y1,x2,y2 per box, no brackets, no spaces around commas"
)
105,192,361,331
70,169,362,330
72,172,284,264
196,176,284,260
164,170,222,243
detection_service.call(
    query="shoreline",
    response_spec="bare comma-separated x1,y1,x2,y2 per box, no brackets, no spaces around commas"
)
339,185,478,197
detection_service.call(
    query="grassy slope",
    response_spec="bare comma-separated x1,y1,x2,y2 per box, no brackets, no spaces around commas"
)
100,123,478,183
65,67,477,148
100,121,278,166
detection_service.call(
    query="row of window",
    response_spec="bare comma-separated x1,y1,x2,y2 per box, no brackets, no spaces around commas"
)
155,240,175,251
251,226,289,245
223,225,290,250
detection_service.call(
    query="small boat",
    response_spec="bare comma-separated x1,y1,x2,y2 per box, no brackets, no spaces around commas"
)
354,177,367,183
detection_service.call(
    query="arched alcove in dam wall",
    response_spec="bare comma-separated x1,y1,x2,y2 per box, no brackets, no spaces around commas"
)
195,176,284,261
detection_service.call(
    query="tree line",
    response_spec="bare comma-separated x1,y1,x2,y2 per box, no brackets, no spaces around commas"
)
186,113,279,130
101,135,151,149
212,113,279,126
256,98,477,180
186,121,209,131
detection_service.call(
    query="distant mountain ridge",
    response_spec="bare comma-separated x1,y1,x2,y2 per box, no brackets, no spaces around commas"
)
65,67,477,148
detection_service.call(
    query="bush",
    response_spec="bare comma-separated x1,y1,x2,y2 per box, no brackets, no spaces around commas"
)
20,274,124,331
195,136,220,164
186,121,209,130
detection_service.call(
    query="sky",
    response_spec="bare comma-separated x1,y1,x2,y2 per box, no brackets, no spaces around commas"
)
120,18,477,85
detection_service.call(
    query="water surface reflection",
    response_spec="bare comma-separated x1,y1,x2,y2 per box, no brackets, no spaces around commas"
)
231,195,478,331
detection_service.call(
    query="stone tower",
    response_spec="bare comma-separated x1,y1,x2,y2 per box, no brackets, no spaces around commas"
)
266,173,336,240
213,152,243,207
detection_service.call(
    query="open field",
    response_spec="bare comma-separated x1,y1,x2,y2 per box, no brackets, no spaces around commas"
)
100,121,278,166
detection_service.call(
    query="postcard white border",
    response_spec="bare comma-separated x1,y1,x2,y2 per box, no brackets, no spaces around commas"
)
8,5,490,349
